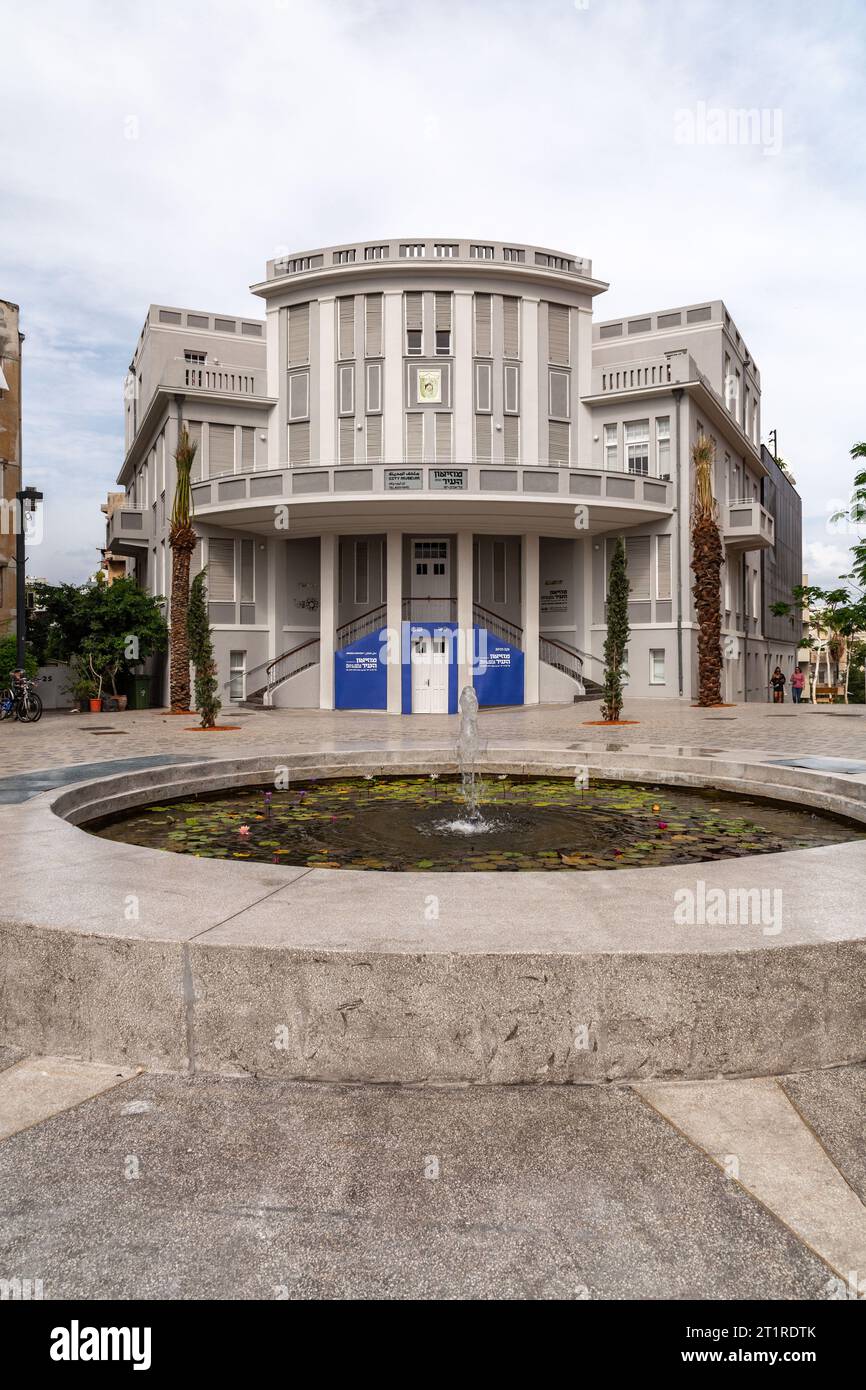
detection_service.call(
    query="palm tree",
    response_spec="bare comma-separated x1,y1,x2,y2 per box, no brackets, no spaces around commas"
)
690,434,724,706
168,427,198,711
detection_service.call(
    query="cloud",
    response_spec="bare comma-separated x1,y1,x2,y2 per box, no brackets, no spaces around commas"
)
2,0,865,582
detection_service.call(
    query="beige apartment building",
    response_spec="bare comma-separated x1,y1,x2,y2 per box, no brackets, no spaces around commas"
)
104,238,800,711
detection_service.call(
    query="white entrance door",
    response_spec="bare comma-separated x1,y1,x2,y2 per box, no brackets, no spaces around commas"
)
411,539,450,622
411,632,449,713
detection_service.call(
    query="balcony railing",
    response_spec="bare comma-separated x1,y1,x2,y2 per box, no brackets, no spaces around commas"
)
105,503,152,549
591,350,695,395
180,361,263,395
722,498,775,550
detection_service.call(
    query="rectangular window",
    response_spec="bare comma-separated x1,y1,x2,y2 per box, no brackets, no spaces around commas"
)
288,303,310,365
354,541,369,604
288,370,310,421
184,350,206,365
604,423,618,470
365,294,383,357
625,536,651,598
492,540,507,603
473,294,492,357
434,243,458,257
208,423,235,476
405,412,424,464
474,413,492,463
503,297,520,358
405,291,423,354
649,648,666,685
504,363,520,415
625,420,650,476
548,304,570,365
338,296,355,359
503,414,519,465
288,420,310,465
656,534,672,600
434,413,452,464
333,248,355,264
240,538,255,602
365,360,382,414
475,361,492,413
241,426,255,470
208,538,235,601
364,245,389,260
548,369,569,420
656,416,671,475
400,243,426,258
366,413,383,464
435,292,452,355
229,650,246,701
548,419,570,465
338,363,354,416
503,247,525,263
339,416,354,464
471,244,494,259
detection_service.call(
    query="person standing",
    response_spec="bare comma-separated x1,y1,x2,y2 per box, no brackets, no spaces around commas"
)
770,666,786,704
791,667,805,704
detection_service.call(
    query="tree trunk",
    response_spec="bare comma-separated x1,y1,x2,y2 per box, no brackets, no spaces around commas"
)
169,534,196,711
691,515,724,705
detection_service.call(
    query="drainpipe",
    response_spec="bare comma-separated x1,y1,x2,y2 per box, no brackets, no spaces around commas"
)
673,388,684,697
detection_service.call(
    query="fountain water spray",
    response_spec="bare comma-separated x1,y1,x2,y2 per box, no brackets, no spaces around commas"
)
456,685,483,820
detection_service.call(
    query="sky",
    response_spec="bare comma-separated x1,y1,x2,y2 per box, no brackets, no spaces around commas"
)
3,0,865,589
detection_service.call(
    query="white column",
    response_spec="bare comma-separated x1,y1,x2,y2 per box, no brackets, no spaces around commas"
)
456,529,474,697
386,529,403,713
319,532,338,709
318,297,335,465
522,532,540,704
383,292,403,463
454,291,473,464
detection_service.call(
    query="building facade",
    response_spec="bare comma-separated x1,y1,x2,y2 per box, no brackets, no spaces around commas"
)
0,299,23,635
105,238,800,711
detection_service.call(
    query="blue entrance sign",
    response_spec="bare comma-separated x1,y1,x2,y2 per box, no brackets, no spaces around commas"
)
473,627,524,707
335,628,387,710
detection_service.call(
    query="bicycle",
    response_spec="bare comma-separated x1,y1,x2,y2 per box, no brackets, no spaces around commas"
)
0,670,43,723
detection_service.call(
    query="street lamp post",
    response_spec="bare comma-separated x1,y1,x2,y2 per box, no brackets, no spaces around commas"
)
16,485,43,667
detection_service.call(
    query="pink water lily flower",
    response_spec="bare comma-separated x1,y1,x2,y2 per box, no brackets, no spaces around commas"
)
238,825,251,836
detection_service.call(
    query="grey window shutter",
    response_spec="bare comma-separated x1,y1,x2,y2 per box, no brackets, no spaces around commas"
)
338,363,354,415
366,414,382,463
548,369,569,419
503,414,519,464
626,536,651,598
656,534,672,599
504,363,520,414
208,538,235,601
435,292,452,331
475,361,492,413
365,361,382,414
365,294,383,356
339,416,355,464
288,303,310,364
474,414,492,463
435,413,452,464
240,538,255,602
548,304,570,365
288,421,310,465
241,427,254,470
338,297,355,359
503,297,520,358
208,424,235,476
256,429,267,469
548,419,570,465
405,292,423,331
405,413,423,463
288,370,309,421
474,294,492,356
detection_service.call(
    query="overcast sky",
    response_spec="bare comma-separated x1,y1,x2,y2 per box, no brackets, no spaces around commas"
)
3,0,865,589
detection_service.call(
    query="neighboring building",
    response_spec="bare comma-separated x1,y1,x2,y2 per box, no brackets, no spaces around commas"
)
99,493,135,583
0,299,23,635
105,238,800,711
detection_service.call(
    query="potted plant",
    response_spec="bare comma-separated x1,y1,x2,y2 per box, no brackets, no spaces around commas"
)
66,657,97,712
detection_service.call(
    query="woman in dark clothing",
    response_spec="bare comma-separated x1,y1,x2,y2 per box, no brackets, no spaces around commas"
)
770,666,786,704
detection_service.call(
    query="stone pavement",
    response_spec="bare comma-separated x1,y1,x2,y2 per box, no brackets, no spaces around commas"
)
0,1059,862,1300
0,698,864,784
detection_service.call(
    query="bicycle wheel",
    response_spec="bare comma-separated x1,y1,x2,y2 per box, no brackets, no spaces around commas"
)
20,690,43,722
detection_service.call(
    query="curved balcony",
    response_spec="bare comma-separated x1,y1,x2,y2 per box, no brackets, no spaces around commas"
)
189,463,673,538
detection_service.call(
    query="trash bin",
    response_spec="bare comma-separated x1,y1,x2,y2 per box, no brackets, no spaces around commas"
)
128,675,151,710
